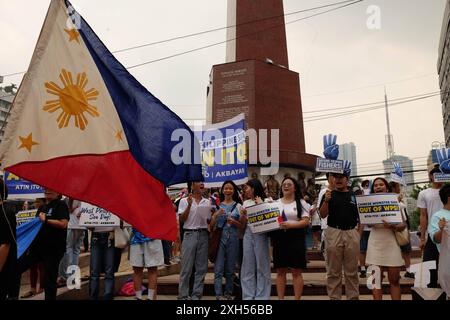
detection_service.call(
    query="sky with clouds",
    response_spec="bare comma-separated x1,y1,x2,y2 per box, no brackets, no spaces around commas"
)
0,0,446,183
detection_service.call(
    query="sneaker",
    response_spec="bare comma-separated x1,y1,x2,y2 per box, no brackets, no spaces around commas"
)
359,270,366,278
224,295,233,300
404,272,415,279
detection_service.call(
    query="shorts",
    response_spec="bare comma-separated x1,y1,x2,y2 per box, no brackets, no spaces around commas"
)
360,230,370,253
312,225,321,232
130,240,164,268
400,242,412,253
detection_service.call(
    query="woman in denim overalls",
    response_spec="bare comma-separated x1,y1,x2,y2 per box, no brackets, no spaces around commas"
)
210,180,243,300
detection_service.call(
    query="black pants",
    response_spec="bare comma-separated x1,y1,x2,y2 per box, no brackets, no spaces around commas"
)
423,236,440,288
17,249,64,300
0,262,18,300
162,240,172,264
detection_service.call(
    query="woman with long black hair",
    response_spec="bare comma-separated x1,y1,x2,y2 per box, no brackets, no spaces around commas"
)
240,178,271,300
210,180,243,300
271,177,310,299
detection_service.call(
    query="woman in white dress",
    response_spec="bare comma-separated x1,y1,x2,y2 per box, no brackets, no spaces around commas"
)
366,177,406,300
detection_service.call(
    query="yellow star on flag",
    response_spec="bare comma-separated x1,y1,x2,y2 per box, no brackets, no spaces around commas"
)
115,129,124,142
64,28,81,43
18,133,39,153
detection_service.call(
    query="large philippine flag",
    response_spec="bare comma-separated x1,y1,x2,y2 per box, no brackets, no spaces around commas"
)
0,0,203,240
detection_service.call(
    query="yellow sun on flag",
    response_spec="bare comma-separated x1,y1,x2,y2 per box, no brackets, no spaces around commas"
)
43,69,100,130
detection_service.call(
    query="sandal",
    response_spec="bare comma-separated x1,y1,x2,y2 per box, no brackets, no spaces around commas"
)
20,291,36,299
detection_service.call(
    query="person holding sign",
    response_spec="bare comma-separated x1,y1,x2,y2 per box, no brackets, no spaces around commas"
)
0,180,18,300
366,177,406,300
271,177,310,300
240,179,271,300
428,184,450,253
177,182,213,300
320,167,360,300
16,189,69,300
209,180,243,300
418,164,444,288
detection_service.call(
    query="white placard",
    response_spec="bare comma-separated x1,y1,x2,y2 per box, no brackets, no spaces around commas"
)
356,193,403,225
390,173,406,186
246,202,282,234
439,223,450,297
433,173,450,183
79,202,130,227
315,158,344,174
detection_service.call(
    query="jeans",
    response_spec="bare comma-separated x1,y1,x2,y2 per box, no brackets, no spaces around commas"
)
89,232,115,300
240,227,271,300
59,229,85,280
214,227,239,297
178,230,209,300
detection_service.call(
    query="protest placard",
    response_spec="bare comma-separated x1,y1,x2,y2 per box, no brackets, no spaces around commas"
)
433,173,450,183
4,171,44,199
246,202,282,234
356,193,403,225
315,158,344,174
438,223,450,297
16,209,37,226
390,173,406,186
79,202,130,227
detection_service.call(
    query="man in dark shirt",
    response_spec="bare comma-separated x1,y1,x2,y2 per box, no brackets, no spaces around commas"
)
17,188,69,300
320,172,360,300
0,179,18,300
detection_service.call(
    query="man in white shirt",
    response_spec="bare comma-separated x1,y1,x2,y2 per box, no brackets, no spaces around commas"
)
418,164,444,288
177,181,213,300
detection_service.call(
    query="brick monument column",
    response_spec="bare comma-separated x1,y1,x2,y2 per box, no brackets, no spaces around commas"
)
206,0,318,180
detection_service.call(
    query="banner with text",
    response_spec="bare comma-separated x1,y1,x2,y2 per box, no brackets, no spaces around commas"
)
79,202,130,227
356,193,403,225
4,171,44,199
316,158,344,174
196,114,247,188
246,202,282,234
16,209,37,226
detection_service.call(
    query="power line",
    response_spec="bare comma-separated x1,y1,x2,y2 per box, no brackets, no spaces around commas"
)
0,0,363,78
303,90,443,114
303,73,436,98
126,0,364,69
112,0,357,54
303,91,442,122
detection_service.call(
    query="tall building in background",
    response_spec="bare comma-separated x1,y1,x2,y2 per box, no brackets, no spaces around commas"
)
338,142,357,176
206,0,318,182
438,0,450,147
0,89,14,143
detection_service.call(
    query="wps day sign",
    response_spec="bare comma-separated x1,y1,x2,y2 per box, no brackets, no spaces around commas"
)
356,193,403,225
79,202,130,227
246,202,283,234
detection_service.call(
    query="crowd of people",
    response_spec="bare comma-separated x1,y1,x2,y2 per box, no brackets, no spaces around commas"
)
0,163,449,301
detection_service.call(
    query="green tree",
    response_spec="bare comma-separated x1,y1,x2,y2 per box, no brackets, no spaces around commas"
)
408,184,430,231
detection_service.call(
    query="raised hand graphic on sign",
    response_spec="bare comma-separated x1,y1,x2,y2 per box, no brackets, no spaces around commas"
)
393,162,403,177
437,148,450,174
343,160,352,177
323,134,339,160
